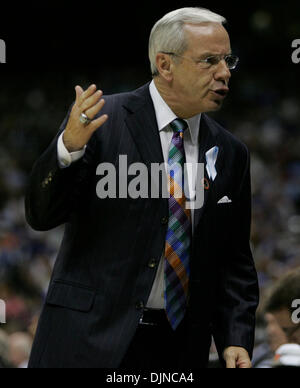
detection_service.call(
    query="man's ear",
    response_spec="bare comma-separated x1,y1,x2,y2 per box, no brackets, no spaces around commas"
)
155,53,173,82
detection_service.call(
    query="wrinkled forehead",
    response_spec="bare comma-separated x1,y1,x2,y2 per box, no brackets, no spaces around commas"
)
183,22,231,56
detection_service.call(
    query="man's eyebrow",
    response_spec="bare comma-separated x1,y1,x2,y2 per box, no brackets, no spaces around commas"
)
197,51,232,58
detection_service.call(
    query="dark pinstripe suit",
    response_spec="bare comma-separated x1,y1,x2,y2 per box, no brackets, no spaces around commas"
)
26,83,259,368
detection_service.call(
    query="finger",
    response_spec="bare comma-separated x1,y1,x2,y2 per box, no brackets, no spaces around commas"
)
75,85,84,104
236,355,252,369
78,84,97,106
225,356,237,369
235,349,251,368
85,98,106,120
237,359,252,368
81,90,103,113
226,359,236,368
88,114,109,133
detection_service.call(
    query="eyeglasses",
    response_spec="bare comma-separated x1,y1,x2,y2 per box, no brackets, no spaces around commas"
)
161,52,239,70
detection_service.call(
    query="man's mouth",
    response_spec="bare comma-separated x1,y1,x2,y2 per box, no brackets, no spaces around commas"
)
211,88,229,99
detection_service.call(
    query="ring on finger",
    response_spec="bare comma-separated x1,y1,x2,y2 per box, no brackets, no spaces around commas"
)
79,112,92,125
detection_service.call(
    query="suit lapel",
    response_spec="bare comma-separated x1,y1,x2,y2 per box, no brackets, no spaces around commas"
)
123,83,168,212
123,83,165,169
194,114,225,229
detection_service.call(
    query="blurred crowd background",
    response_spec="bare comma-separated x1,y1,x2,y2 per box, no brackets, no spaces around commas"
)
0,1,300,368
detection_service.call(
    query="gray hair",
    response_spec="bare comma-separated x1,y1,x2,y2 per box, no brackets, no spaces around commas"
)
149,7,227,76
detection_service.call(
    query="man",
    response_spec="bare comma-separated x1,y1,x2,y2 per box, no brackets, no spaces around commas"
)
252,268,300,368
265,268,300,352
26,7,259,368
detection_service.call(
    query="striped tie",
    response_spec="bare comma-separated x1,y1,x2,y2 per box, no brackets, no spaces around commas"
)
164,118,192,330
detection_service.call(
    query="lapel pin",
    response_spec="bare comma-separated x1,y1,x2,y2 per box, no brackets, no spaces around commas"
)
201,178,210,190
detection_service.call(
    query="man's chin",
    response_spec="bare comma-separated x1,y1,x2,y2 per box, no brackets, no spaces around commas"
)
205,99,223,112
188,99,223,116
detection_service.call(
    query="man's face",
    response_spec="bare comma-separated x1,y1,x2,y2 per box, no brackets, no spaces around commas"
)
273,308,300,345
171,22,232,116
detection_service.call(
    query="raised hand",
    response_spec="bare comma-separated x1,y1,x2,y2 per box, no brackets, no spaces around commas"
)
63,84,109,152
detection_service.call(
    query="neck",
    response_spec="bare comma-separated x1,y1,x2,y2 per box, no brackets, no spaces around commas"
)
153,77,198,119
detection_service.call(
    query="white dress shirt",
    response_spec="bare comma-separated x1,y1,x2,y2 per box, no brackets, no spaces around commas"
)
57,80,201,309
146,81,201,308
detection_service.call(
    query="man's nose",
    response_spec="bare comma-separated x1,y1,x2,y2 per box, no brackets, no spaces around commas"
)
214,60,232,84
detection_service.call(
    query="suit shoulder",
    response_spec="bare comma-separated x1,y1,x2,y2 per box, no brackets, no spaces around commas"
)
102,90,132,103
94,89,136,121
102,83,150,108
101,90,131,110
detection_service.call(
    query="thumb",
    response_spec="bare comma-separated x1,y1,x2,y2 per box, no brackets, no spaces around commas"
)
236,352,252,368
75,85,84,102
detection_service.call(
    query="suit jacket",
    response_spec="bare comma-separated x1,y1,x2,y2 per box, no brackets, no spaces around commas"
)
25,82,259,368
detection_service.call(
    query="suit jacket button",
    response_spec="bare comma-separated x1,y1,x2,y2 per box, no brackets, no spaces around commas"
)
136,301,144,310
148,259,158,269
161,217,168,225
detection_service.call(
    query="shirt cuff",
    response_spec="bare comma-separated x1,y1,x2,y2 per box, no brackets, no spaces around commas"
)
57,132,86,168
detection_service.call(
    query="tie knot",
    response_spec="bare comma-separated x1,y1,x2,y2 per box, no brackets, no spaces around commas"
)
170,119,188,133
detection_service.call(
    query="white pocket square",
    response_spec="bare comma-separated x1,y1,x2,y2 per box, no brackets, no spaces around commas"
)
217,196,232,204
205,146,219,181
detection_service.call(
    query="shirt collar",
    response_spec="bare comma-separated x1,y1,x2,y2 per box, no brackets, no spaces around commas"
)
149,80,201,145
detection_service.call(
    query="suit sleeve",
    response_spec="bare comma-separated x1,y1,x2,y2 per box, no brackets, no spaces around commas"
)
213,146,259,363
25,105,97,231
